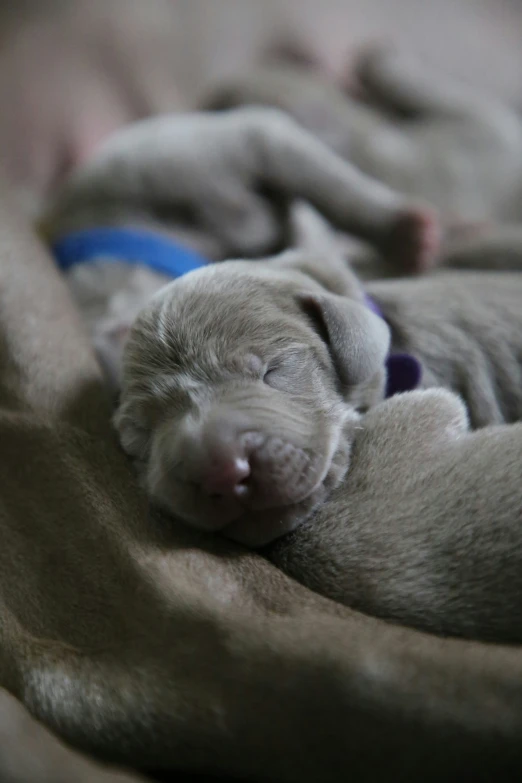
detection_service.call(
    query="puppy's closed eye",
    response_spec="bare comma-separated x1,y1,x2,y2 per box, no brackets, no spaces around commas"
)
263,364,281,385
262,348,313,393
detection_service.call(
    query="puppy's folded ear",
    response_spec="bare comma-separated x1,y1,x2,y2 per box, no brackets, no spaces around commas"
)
299,292,390,388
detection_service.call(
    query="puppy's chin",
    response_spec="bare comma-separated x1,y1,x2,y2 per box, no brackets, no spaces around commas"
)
220,483,330,548
151,472,331,547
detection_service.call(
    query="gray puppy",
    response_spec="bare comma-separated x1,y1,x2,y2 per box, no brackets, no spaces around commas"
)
44,106,438,387
115,222,522,550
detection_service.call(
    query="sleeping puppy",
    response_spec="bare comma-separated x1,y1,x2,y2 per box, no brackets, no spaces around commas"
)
202,45,522,225
115,223,522,549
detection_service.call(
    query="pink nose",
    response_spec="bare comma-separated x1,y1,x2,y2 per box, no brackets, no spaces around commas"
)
201,457,251,498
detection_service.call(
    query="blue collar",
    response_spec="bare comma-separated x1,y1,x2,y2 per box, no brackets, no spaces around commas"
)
52,226,210,278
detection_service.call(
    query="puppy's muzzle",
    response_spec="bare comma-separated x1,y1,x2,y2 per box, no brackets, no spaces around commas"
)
148,405,328,527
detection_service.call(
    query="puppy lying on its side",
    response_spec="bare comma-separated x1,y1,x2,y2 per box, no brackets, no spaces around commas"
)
44,106,438,385
203,45,522,226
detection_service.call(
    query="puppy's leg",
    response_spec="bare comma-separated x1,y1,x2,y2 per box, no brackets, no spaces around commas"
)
362,389,470,455
244,110,438,273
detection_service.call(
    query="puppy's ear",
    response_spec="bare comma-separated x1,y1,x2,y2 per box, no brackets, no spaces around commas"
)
300,292,390,388
112,397,150,461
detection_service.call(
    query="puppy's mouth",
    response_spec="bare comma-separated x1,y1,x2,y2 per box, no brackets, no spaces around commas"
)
240,439,327,510
150,419,354,545
215,424,355,547
157,442,332,539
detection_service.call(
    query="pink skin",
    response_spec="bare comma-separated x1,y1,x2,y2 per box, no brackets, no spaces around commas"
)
201,457,251,499
389,208,441,275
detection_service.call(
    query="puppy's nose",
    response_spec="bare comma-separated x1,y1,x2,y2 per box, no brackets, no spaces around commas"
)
201,457,251,498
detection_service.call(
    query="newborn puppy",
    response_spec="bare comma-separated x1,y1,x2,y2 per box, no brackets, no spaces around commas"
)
115,252,389,547
203,45,522,225
115,234,522,548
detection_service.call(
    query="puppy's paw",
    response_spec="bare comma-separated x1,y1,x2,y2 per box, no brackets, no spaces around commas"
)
385,207,440,275
365,389,470,445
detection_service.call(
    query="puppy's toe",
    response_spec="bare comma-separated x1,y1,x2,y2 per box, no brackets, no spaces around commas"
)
385,207,441,275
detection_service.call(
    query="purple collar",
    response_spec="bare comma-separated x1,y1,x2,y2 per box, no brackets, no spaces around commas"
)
364,294,422,398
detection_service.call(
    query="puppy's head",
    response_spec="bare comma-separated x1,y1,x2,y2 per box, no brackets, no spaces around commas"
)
114,254,389,547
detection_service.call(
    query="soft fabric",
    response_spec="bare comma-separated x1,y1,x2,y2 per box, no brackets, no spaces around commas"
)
2,189,522,781
0,687,144,783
